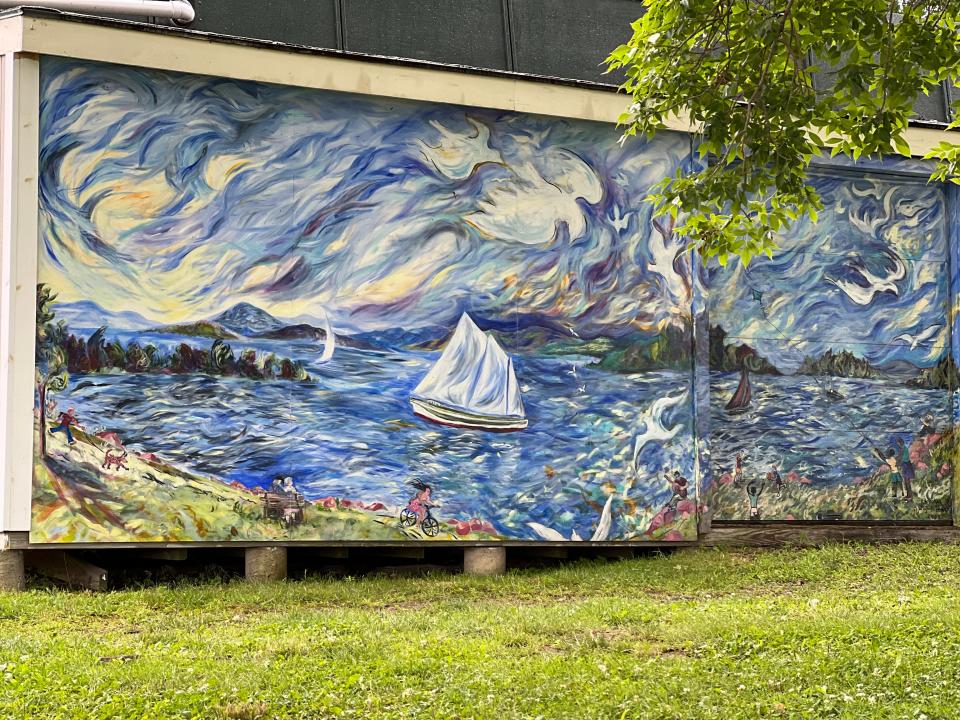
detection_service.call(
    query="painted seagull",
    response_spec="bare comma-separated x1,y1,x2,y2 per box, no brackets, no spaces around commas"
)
894,323,943,350
527,494,613,542
826,251,906,306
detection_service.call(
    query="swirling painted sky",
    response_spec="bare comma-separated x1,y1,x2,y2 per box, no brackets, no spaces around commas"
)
38,58,692,338
711,172,950,372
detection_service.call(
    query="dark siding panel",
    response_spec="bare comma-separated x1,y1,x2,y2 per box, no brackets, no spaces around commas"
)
509,0,640,84
810,55,949,126
189,0,341,48
912,83,949,124
341,0,510,69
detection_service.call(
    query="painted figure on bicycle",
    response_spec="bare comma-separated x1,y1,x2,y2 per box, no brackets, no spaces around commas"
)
399,480,439,536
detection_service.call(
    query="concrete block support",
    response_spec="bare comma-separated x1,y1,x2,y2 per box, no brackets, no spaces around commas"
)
463,547,506,576
0,549,25,591
245,546,287,582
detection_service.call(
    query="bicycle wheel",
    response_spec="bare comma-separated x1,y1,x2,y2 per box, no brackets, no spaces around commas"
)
421,516,440,537
399,508,417,527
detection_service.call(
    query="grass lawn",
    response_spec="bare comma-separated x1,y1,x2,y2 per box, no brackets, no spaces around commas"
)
2,543,960,719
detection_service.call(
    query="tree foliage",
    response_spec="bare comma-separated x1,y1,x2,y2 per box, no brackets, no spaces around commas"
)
35,284,68,456
607,0,960,264
59,329,310,381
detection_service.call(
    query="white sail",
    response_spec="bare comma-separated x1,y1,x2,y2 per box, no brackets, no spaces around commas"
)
319,312,335,363
412,313,525,419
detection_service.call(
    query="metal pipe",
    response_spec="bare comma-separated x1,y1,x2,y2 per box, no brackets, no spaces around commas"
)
0,0,195,22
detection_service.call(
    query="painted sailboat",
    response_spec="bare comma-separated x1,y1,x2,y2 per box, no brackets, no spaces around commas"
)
410,312,527,431
726,345,754,415
725,365,752,415
318,311,335,364
820,373,844,400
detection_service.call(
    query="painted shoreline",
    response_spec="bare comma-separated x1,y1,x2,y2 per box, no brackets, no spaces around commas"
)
31,415,698,543
30,419,505,543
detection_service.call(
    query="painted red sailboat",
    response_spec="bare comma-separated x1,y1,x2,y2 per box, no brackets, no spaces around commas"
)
725,346,755,415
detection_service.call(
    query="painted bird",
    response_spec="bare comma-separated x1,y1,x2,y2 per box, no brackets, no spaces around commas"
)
826,251,906,306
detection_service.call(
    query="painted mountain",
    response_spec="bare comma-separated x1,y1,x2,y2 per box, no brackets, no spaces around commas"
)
212,302,285,336
144,303,384,347
152,303,314,340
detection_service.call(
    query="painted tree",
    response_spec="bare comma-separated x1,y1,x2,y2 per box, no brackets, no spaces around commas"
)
607,0,960,264
35,284,68,457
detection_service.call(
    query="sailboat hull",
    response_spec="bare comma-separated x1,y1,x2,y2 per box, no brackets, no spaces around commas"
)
410,398,528,432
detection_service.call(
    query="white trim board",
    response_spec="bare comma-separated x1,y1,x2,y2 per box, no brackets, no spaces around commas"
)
0,50,38,532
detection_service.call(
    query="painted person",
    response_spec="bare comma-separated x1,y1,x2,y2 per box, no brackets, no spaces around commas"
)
745,477,764,520
406,480,434,527
281,476,298,495
767,466,785,495
884,447,904,498
895,437,915,500
733,451,746,488
919,413,936,439
48,407,80,445
667,470,688,511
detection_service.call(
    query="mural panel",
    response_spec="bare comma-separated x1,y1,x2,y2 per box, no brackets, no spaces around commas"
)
32,58,700,543
709,172,954,521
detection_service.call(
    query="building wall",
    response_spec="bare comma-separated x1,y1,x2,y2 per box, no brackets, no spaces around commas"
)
25,53,958,544
183,0,644,86
708,164,954,521
32,57,699,544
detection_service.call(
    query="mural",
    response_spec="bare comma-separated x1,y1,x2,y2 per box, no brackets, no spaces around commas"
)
32,58,701,543
709,170,954,521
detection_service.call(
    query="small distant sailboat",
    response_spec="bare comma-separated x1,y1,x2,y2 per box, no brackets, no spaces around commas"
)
823,385,845,401
318,311,335,364
725,365,752,415
820,373,844,400
410,312,527,432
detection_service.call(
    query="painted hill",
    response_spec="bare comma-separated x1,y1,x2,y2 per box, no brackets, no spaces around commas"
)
797,349,881,379
709,325,781,375
32,419,502,543
151,321,237,339
909,354,959,389
256,323,325,340
539,324,693,372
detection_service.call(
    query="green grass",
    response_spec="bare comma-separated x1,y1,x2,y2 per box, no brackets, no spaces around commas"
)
3,543,960,719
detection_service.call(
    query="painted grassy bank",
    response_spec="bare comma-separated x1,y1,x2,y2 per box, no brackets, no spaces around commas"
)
711,429,955,521
3,543,960,719
31,421,500,543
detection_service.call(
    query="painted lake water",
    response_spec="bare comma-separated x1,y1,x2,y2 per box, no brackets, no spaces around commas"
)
710,372,953,486
54,333,695,541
